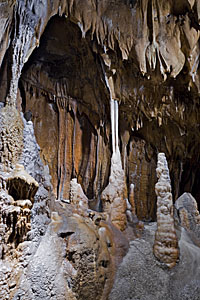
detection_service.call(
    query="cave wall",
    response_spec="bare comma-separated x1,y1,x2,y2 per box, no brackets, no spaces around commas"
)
0,0,200,217
0,1,200,299
17,15,159,219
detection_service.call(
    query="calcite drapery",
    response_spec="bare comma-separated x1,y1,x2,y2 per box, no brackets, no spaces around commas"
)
153,153,179,268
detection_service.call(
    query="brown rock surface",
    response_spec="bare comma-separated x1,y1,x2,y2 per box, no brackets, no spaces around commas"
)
0,0,200,299
0,0,199,215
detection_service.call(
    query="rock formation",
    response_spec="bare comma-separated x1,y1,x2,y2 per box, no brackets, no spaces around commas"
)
101,97,127,231
0,0,200,299
175,192,200,244
1,0,200,217
0,106,23,168
0,163,39,264
7,164,39,201
101,150,127,231
129,184,136,216
69,178,89,213
175,192,200,229
153,153,179,268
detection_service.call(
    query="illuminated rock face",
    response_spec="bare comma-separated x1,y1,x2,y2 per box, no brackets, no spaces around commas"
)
1,0,200,218
0,1,200,299
153,153,179,268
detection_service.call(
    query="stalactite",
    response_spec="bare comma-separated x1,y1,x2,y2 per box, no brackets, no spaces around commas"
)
121,129,130,174
92,127,101,210
101,60,119,155
129,183,136,215
114,100,119,153
56,98,67,200
72,108,76,178
110,98,115,154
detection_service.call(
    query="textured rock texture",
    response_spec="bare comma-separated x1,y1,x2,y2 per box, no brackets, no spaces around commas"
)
102,151,127,231
0,115,52,300
153,153,179,268
0,112,129,299
1,0,200,218
109,221,200,300
0,0,200,299
7,164,39,201
0,106,23,168
10,208,128,300
175,192,200,244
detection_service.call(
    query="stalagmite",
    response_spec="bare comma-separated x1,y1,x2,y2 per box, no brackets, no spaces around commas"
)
153,153,179,268
101,70,127,231
175,193,200,232
69,178,88,213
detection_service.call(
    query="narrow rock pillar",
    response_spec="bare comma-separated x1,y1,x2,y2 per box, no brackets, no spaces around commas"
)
153,153,179,268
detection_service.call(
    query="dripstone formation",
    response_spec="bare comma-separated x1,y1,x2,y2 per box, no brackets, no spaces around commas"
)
153,153,179,268
0,0,200,299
